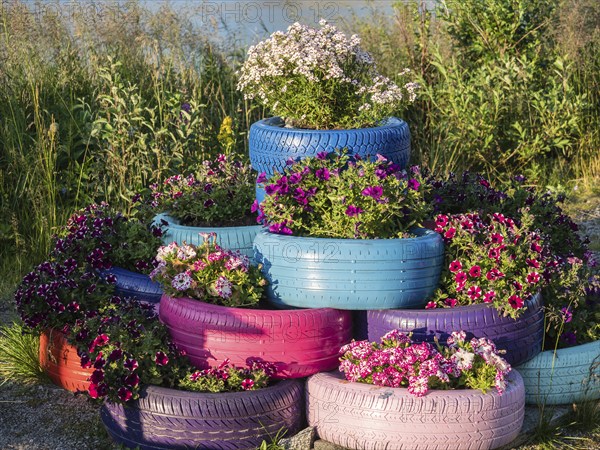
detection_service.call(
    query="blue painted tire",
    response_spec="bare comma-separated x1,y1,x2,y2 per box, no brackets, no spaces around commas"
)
368,293,544,367
249,117,411,177
516,339,600,405
101,267,162,305
153,213,262,258
253,228,444,310
101,379,303,449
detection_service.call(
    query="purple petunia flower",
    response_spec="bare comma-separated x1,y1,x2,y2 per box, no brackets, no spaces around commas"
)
316,151,329,160
155,351,169,366
408,179,420,191
118,387,133,402
560,307,573,323
315,168,330,180
361,185,383,199
256,172,267,184
345,205,363,217
124,358,138,371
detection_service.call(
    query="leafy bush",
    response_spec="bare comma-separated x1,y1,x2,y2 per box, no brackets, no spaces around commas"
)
139,154,255,227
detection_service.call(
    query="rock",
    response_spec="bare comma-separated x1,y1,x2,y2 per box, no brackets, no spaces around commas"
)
277,426,316,450
313,439,350,450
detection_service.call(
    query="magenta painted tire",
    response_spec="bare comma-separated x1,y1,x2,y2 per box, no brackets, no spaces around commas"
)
367,293,543,367
101,379,303,449
307,370,525,450
159,295,352,379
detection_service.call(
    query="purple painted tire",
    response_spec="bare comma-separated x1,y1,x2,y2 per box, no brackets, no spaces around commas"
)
159,295,352,379
368,293,543,366
101,379,303,450
307,370,525,450
101,267,162,305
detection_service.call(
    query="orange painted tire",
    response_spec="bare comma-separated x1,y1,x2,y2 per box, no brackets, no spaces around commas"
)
39,329,92,392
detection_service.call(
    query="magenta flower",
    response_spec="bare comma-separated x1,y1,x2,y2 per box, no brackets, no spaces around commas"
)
315,168,330,180
445,298,458,307
508,295,524,309
435,215,449,227
490,233,504,244
241,378,255,390
345,205,363,217
425,301,437,309
256,172,267,184
444,228,456,240
89,369,104,384
117,387,133,402
468,266,481,278
560,307,573,323
361,185,383,199
466,285,482,300
488,247,501,260
155,351,169,366
268,222,293,235
408,179,421,191
483,291,496,303
88,382,108,399
454,271,467,284
449,260,462,273
526,258,540,269
123,358,138,371
124,372,140,387
526,272,540,284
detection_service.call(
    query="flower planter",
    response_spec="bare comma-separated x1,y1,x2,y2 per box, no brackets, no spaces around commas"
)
159,294,352,379
367,292,544,366
307,370,525,450
253,228,444,310
515,339,600,405
101,379,303,450
39,329,92,393
101,267,162,308
249,116,411,178
153,213,261,258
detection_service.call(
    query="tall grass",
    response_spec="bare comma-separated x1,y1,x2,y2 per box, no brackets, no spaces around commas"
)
351,0,600,187
0,1,263,294
0,322,47,384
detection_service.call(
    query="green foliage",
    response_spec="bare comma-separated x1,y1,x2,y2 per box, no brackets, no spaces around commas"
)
352,0,600,186
139,154,255,227
258,152,430,239
0,322,48,384
0,0,262,290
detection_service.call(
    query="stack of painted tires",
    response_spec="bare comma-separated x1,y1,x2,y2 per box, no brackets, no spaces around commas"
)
101,211,353,449
250,117,531,450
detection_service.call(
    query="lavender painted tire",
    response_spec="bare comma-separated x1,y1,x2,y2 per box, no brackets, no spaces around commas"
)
249,116,411,178
153,213,261,258
101,379,303,450
516,339,600,405
159,295,352,379
368,293,543,366
307,370,524,450
101,267,162,305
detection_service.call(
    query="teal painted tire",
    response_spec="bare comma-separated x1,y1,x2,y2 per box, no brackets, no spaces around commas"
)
153,214,261,258
515,339,600,405
253,228,444,310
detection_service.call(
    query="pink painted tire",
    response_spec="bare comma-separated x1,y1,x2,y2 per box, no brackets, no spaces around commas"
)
159,295,352,379
307,370,525,450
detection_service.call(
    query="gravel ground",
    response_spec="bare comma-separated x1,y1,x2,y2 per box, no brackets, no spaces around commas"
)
0,201,599,450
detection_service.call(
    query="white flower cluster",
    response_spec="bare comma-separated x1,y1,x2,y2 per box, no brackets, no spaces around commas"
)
237,20,418,129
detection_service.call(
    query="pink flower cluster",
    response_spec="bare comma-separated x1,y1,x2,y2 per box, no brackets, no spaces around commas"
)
339,330,511,397
430,212,549,318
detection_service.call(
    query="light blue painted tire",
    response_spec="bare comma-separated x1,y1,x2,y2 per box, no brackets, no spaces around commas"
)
249,117,411,177
515,339,600,405
253,229,444,310
153,214,262,258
